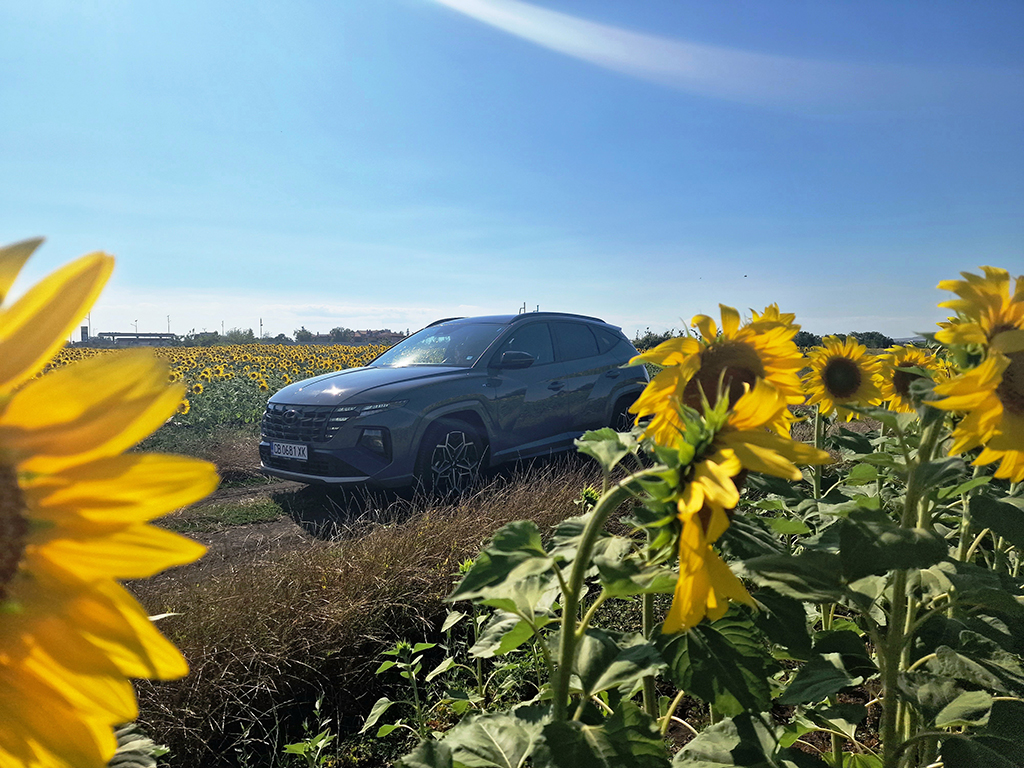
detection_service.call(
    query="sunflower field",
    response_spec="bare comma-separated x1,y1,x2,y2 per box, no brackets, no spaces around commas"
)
45,342,390,432
379,269,1024,768
3,234,1024,768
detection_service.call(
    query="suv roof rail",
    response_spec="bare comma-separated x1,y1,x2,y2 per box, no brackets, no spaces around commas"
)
509,311,605,324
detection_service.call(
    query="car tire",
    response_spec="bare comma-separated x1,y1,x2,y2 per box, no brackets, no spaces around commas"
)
611,395,638,433
415,419,487,497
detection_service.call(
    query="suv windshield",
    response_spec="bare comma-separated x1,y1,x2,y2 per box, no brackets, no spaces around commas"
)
372,323,504,367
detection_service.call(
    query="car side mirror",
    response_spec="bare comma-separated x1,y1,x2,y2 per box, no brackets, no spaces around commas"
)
495,350,535,369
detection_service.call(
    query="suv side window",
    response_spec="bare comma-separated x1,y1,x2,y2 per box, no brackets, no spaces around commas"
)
496,322,555,365
552,322,600,361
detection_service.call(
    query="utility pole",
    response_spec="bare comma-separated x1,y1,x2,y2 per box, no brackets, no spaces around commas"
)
167,315,170,333
133,319,138,333
260,318,263,338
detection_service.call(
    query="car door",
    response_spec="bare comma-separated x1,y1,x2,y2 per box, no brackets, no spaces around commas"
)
484,321,571,462
551,321,610,433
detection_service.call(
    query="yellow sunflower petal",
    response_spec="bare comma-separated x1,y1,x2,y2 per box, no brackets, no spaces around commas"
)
23,573,190,680
25,453,218,524
0,237,43,302
992,329,1024,355
0,667,117,768
692,314,718,341
1,349,183,473
29,523,207,581
630,336,700,367
719,304,741,336
19,625,138,723
663,535,754,634
932,355,1008,411
723,430,831,480
0,252,113,393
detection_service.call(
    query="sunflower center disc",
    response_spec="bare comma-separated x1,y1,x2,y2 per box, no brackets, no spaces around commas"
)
892,366,923,400
684,341,766,410
997,350,1024,416
822,357,863,400
0,463,28,601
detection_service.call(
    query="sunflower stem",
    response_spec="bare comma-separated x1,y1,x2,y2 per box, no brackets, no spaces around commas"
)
955,466,982,562
876,424,887,502
641,525,659,720
881,418,942,768
551,473,649,721
812,405,824,499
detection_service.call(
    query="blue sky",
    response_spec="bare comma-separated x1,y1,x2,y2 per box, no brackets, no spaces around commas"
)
2,0,1022,340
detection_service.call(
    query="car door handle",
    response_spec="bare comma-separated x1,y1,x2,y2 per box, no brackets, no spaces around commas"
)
548,381,565,391
604,370,620,379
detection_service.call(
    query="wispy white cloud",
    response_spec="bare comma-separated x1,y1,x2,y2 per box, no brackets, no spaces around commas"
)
433,0,1019,111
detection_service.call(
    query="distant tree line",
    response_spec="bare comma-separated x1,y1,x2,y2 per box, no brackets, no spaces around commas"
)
293,326,359,343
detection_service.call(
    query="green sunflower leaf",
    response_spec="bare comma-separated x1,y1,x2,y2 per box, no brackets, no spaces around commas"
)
778,653,863,706
739,550,846,602
837,508,947,581
941,736,1017,768
750,590,813,659
443,709,547,768
672,712,828,767
574,630,666,698
969,495,1024,550
450,521,553,600
595,555,679,597
470,611,544,659
657,612,776,716
934,690,993,728
396,739,454,768
575,428,638,473
534,701,670,768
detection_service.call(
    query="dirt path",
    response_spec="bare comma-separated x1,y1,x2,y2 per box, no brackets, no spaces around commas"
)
192,477,307,507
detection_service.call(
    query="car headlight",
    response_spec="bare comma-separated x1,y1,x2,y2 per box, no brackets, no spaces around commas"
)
325,401,408,440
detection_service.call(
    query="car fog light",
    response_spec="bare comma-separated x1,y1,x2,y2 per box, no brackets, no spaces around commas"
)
359,428,390,459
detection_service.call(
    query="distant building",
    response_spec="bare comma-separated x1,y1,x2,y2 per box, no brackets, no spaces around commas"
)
76,332,180,348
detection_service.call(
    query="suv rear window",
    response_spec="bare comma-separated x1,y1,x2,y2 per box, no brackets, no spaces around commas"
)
593,327,624,355
552,322,599,361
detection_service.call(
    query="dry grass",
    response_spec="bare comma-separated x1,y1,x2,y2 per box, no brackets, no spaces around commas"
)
133,459,602,766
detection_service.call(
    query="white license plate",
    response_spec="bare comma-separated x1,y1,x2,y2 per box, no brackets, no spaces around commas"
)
271,441,308,461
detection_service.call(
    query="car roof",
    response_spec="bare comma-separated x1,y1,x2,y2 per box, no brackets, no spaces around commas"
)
427,312,611,328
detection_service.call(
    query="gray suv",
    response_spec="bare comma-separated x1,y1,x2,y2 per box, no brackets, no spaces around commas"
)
259,313,648,491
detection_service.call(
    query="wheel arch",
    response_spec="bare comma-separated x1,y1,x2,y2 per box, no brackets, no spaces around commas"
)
417,408,490,466
608,386,643,429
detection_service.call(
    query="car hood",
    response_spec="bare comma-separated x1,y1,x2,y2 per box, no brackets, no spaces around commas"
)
269,365,472,406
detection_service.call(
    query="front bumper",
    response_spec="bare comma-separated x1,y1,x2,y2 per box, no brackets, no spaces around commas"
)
259,403,421,487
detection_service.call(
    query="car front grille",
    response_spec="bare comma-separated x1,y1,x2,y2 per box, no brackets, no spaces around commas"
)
262,403,335,443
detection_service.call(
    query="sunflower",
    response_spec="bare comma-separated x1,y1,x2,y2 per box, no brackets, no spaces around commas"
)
750,303,798,330
803,336,883,421
879,345,946,413
935,267,1024,349
0,239,217,768
664,381,831,633
630,304,805,444
930,267,1024,481
191,381,204,395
